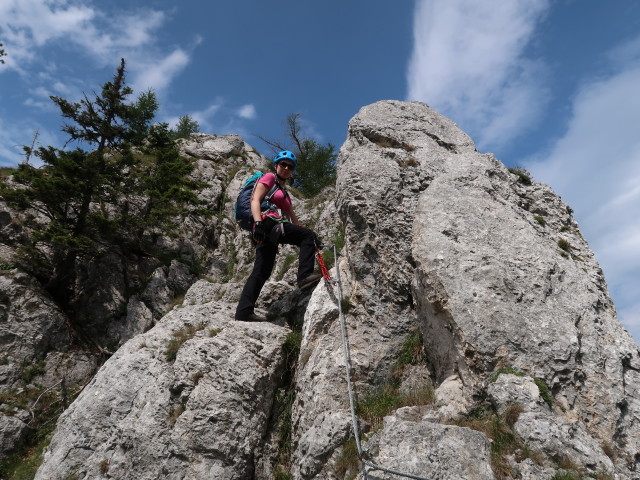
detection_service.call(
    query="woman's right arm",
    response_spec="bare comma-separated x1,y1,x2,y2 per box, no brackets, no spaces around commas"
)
251,182,269,223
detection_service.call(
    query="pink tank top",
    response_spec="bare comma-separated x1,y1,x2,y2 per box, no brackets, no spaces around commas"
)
258,173,292,220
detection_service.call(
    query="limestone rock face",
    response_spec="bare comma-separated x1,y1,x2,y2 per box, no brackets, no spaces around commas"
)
35,295,289,480
292,100,640,479
8,102,640,479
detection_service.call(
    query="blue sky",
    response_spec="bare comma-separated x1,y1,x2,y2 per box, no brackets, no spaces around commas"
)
1,0,639,343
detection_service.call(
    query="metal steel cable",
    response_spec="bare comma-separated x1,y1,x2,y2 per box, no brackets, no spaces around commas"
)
328,244,433,480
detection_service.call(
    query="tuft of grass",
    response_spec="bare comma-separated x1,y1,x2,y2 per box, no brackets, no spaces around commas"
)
557,239,571,252
396,330,425,367
0,432,52,480
99,459,110,475
282,331,302,369
503,403,524,427
490,367,524,383
208,328,222,337
340,297,352,314
222,246,238,282
190,371,205,385
534,378,553,406
395,157,419,168
335,438,360,480
21,360,46,384
454,406,536,480
0,260,15,270
164,323,205,362
273,388,296,477
164,294,185,314
533,215,546,226
274,466,293,480
356,385,402,429
508,166,533,185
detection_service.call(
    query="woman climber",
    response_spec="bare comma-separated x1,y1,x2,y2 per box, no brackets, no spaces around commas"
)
235,150,321,321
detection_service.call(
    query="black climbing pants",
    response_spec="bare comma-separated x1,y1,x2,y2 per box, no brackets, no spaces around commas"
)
235,218,317,320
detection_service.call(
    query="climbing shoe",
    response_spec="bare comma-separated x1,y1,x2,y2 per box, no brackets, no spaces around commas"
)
298,273,322,291
236,312,268,322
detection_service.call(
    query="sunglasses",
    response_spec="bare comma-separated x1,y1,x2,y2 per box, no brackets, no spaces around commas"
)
278,162,295,171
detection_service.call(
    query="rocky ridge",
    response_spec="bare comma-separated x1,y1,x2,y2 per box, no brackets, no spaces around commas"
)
0,100,638,480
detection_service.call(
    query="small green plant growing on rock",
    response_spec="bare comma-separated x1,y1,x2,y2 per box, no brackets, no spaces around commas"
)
534,215,546,226
21,360,46,384
490,366,524,383
453,403,537,480
557,239,571,252
356,330,434,430
164,323,205,362
508,166,533,185
340,296,352,313
534,378,553,406
335,438,360,479
396,329,426,367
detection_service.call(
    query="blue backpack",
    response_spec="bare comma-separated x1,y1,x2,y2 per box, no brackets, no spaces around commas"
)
234,172,282,230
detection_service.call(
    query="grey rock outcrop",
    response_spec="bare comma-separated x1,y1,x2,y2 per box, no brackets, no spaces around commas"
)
35,295,289,480
291,100,640,479
13,101,640,479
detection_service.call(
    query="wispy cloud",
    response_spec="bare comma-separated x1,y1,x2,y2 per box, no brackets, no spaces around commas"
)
0,1,190,99
524,36,640,339
130,48,191,95
236,104,257,120
407,0,550,149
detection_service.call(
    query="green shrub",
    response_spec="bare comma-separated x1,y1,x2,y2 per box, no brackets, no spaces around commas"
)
340,297,352,313
508,166,533,185
557,239,571,252
534,215,546,226
21,360,46,384
396,329,425,367
356,384,401,429
534,378,553,406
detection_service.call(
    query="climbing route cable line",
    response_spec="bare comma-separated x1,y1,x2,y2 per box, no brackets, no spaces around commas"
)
316,246,433,480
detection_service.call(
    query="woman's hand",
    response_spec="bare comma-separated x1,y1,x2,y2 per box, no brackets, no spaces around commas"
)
253,221,266,243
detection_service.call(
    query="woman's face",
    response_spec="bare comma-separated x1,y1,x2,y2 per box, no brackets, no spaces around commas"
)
276,161,295,179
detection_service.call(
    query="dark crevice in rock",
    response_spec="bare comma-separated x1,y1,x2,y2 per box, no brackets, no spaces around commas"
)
425,132,459,152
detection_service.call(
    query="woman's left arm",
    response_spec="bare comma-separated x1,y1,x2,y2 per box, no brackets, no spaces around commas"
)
288,209,301,226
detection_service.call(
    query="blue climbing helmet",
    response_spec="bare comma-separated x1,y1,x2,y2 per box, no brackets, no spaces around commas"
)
273,150,296,168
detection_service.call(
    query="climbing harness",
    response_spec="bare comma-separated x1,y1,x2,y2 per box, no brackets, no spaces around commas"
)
318,244,433,480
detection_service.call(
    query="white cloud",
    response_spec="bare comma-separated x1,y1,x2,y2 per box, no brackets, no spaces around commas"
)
0,1,173,71
236,104,257,120
524,40,640,342
130,48,190,95
407,0,550,149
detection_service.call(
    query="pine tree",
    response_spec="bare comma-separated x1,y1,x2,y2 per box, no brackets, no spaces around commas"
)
171,115,200,140
0,59,205,314
257,113,337,197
